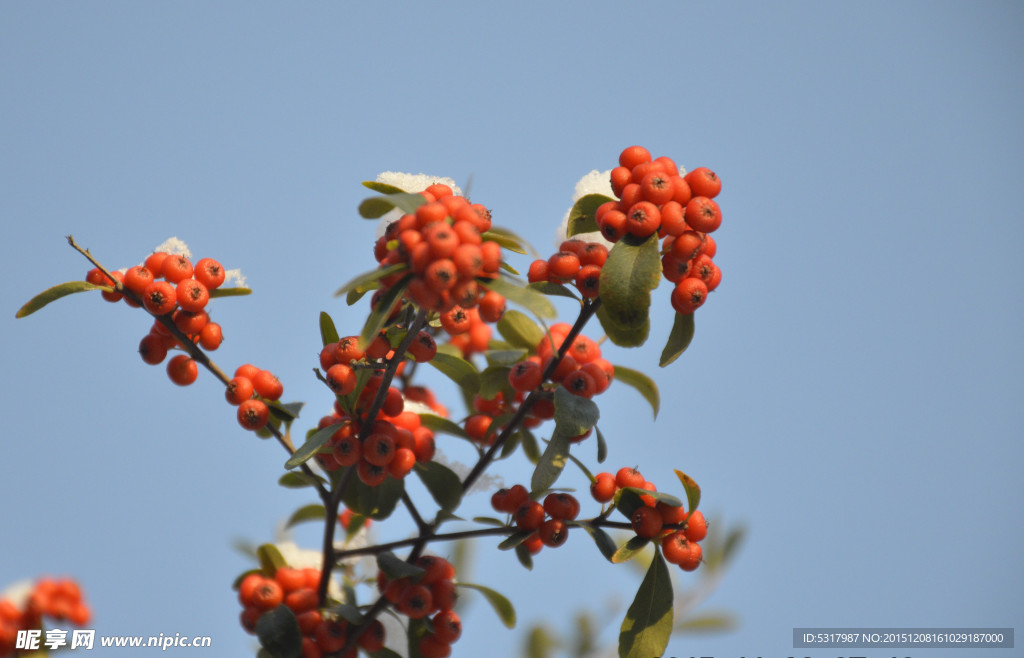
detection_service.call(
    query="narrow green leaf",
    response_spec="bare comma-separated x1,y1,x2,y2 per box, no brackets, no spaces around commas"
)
660,311,695,367
526,625,560,658
458,583,516,628
674,469,701,512
498,529,534,551
564,449,595,482
319,311,340,347
479,370,514,406
582,524,618,562
359,275,411,347
518,427,540,464
611,535,652,564
595,425,608,464
472,516,507,527
426,351,480,393
278,471,326,489
334,263,408,298
674,612,738,633
256,605,302,658
527,281,580,302
567,193,615,237
482,226,531,255
377,551,426,581
481,277,556,319
619,486,682,509
413,461,463,511
16,281,106,318
611,365,660,418
515,544,536,571
285,504,326,529
327,603,364,624
285,423,341,470
618,550,674,658
268,400,303,423
257,544,287,575
358,192,427,219
208,286,252,298
596,234,662,347
362,180,406,195
496,309,545,351
418,413,473,441
531,431,571,494
342,469,404,520
553,386,600,436
484,350,527,368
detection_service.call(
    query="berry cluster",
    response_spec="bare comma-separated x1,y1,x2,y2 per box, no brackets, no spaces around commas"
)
377,555,461,658
373,184,501,314
227,363,286,433
527,238,609,298
492,485,580,553
591,468,707,571
1,578,91,657
313,349,438,487
87,252,228,380
533,146,724,315
462,323,613,447
238,567,383,658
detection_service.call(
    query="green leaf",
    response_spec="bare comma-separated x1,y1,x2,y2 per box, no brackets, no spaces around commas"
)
515,542,535,569
472,516,507,526
482,226,532,255
526,625,560,658
660,311,695,367
208,286,252,298
16,281,107,318
527,281,580,302
595,425,608,464
674,611,738,633
597,234,662,347
359,275,411,347
257,544,287,575
285,504,325,529
582,524,618,562
479,368,514,404
334,263,408,298
481,277,556,319
553,386,600,436
418,413,473,442
518,427,540,464
358,192,427,219
496,309,545,351
484,350,527,368
618,549,673,658
458,583,516,628
563,449,595,482
611,534,652,564
362,180,406,195
566,193,615,237
256,605,302,658
675,469,701,512
319,311,340,347
268,400,303,424
413,461,463,511
426,351,480,393
342,469,404,520
377,551,426,581
278,471,326,489
285,422,341,470
611,365,660,419
531,431,571,494
498,529,534,550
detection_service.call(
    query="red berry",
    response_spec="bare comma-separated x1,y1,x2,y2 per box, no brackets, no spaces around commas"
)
671,278,708,315
194,257,226,289
161,255,194,284
175,278,209,313
684,167,721,199
238,398,270,431
619,145,651,170
538,518,569,548
166,354,198,386
142,280,177,315
684,510,708,542
684,196,722,233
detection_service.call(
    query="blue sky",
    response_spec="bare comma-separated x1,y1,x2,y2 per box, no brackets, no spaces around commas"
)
2,2,1022,657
